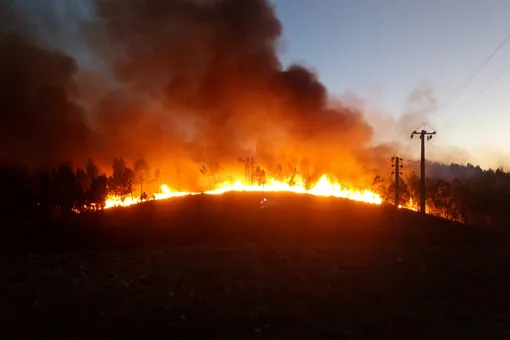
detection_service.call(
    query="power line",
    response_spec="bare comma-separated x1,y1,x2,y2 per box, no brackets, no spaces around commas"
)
411,122,436,137
435,34,510,115
462,62,510,110
413,34,510,133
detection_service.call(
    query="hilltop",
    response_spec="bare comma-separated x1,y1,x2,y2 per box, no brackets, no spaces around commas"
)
16,191,507,253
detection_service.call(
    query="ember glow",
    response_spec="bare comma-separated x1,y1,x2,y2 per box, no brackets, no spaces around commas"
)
398,197,419,212
104,174,382,209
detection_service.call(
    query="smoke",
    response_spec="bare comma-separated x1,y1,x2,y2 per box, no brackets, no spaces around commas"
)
0,0,407,190
0,0,92,168
83,0,381,187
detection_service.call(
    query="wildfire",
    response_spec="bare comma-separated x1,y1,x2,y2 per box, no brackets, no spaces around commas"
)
398,197,419,212
104,174,382,209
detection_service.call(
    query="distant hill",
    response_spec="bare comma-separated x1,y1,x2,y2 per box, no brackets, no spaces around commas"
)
405,160,491,181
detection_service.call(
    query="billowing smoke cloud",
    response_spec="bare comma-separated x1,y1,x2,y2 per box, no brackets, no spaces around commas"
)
86,0,380,188
0,0,92,168
0,0,393,191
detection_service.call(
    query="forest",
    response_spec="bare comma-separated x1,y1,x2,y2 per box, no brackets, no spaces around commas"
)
373,161,510,227
0,158,159,220
0,158,509,237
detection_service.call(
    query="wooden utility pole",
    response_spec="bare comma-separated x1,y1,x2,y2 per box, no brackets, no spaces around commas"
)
391,156,403,207
410,129,436,215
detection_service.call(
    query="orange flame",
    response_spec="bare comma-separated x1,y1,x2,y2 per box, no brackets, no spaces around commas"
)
398,197,419,212
104,174,382,209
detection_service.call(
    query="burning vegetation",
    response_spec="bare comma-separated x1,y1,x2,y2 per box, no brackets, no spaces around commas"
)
1,0,510,229
104,158,383,209
0,0,391,212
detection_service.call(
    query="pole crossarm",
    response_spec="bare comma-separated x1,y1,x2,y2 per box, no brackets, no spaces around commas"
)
410,130,436,139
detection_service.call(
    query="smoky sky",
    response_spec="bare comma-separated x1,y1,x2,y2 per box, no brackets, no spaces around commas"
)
0,0,387,187
0,0,93,168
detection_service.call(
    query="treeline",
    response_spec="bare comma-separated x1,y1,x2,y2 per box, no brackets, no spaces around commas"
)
0,155,308,222
0,158,157,220
374,167,510,227
2,156,510,229
407,160,486,181
202,157,320,189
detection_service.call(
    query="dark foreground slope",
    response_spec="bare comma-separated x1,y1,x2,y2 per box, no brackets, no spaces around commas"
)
18,192,509,252
2,194,510,339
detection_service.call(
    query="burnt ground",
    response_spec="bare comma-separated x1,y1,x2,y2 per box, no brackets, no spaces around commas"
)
2,193,510,339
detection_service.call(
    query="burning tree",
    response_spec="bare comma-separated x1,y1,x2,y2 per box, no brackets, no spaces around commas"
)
86,158,99,181
275,164,283,182
429,180,454,219
254,166,267,186
154,169,161,193
134,159,150,200
108,158,135,202
199,165,217,186
238,157,256,185
88,174,108,209
372,175,391,203
52,164,84,214
288,166,298,187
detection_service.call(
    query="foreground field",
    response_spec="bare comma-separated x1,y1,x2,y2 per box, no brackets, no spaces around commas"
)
3,245,510,339
2,194,510,338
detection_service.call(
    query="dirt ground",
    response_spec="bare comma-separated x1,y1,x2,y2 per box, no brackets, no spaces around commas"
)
2,245,510,339
2,194,510,339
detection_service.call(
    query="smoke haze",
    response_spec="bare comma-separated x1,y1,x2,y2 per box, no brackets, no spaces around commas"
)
0,0,93,167
1,0,479,192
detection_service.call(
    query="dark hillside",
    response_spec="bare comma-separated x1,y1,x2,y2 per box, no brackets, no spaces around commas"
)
2,194,510,338
11,192,508,253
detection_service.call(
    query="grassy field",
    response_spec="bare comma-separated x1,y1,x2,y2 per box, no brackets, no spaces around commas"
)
2,193,510,339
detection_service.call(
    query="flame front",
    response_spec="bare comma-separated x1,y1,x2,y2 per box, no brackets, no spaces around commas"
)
104,174,382,209
398,197,419,212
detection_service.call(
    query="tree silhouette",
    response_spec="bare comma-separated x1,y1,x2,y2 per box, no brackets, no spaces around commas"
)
388,176,411,207
134,159,150,198
254,166,267,186
275,164,283,182
141,192,148,201
86,158,99,180
372,175,391,203
89,174,108,209
288,166,298,186
429,180,454,219
238,157,256,185
154,168,161,192
52,163,82,214
0,157,510,231
199,165,216,186
405,172,420,204
109,158,136,201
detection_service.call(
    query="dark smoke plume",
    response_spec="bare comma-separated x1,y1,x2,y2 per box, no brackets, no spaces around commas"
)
0,0,388,190
88,0,380,188
0,0,91,168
